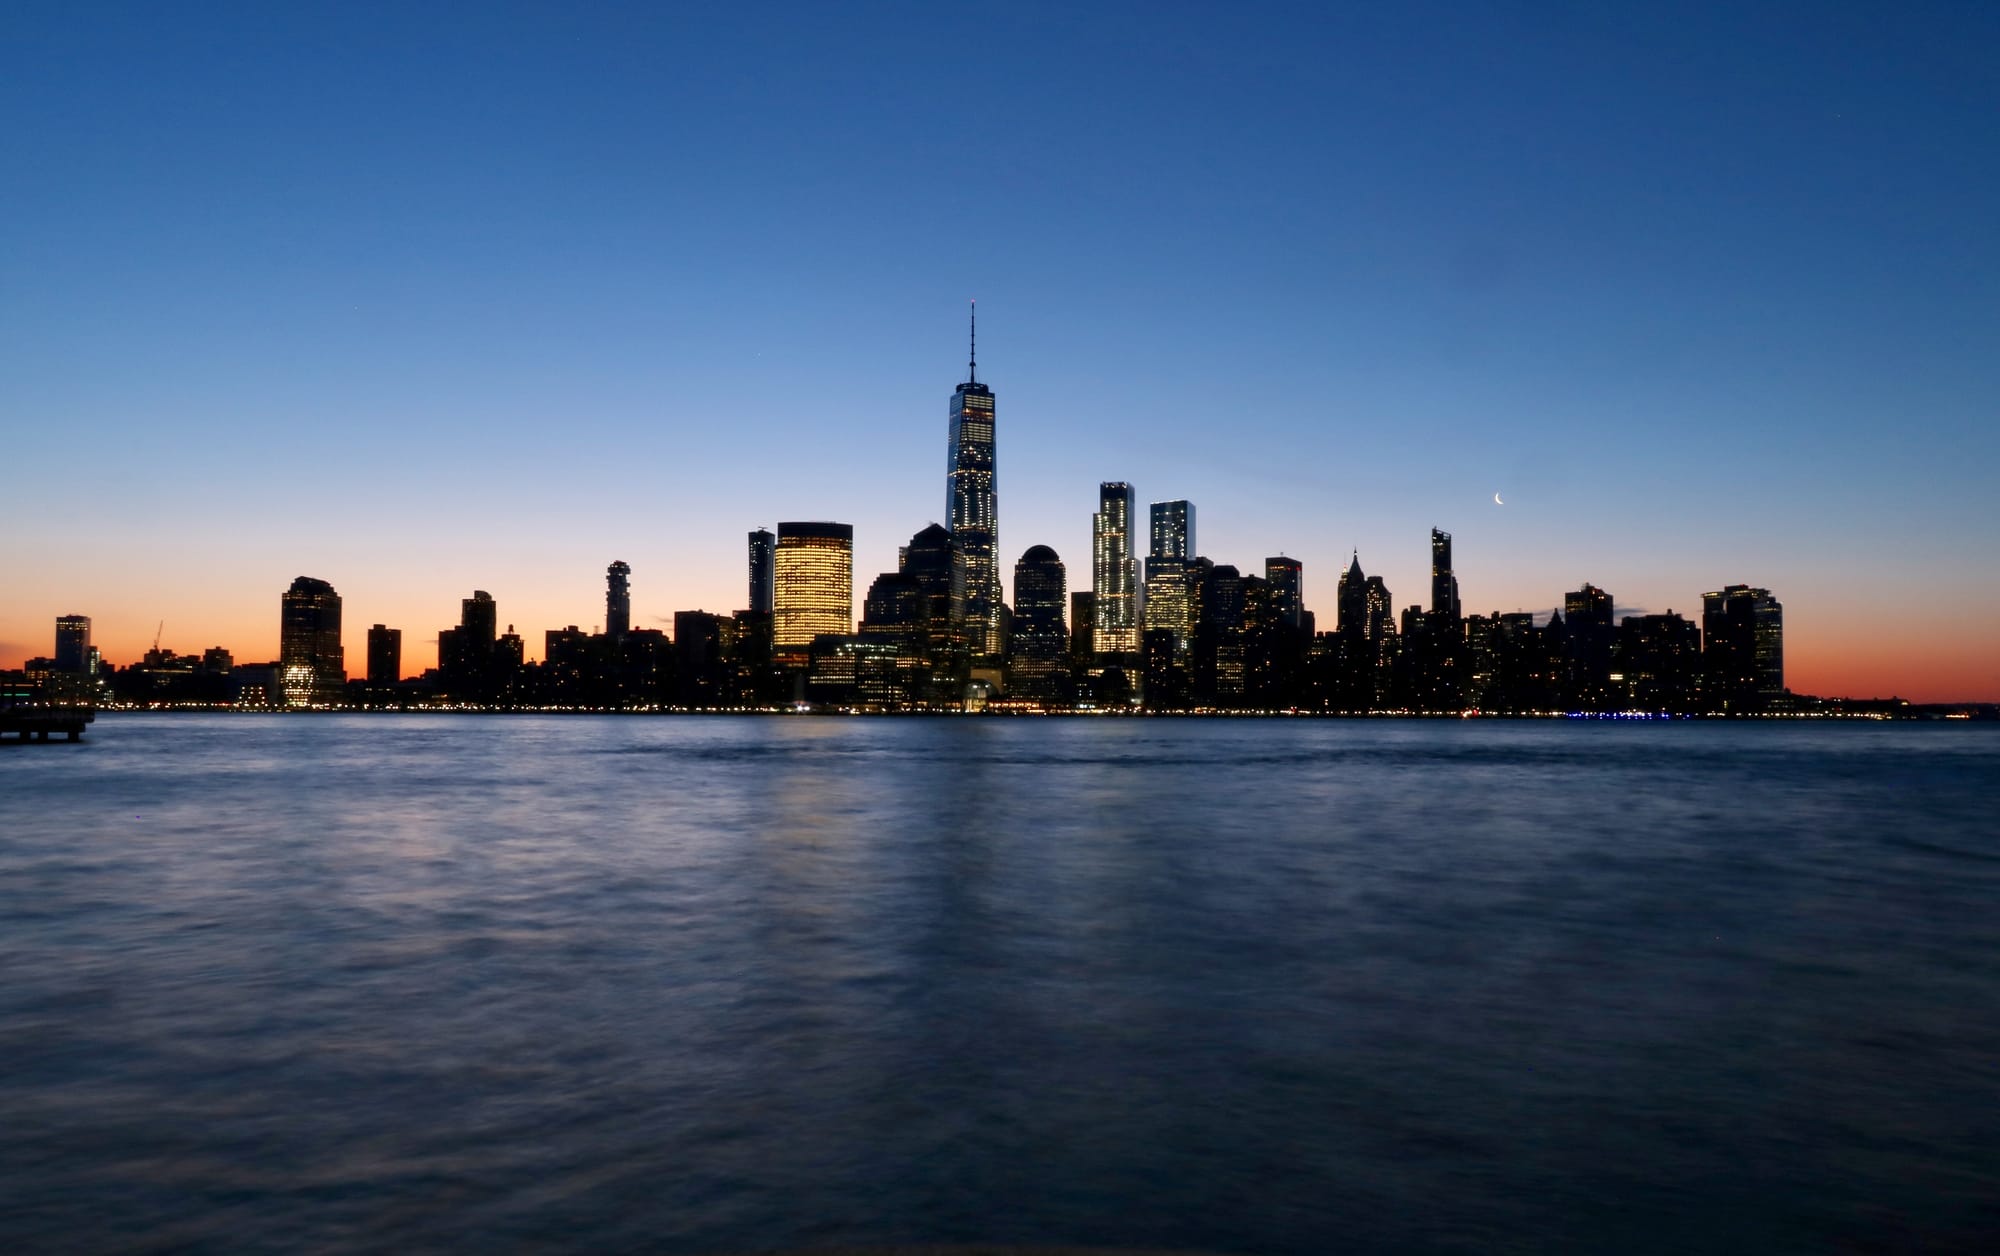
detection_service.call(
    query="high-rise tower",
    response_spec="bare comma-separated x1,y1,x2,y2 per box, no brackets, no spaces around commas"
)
774,522,854,652
946,302,1001,658
747,529,775,614
1702,585,1783,712
605,561,631,642
1143,500,1197,651
1430,529,1461,620
280,576,344,706
54,615,91,673
1264,557,1303,629
1093,482,1140,655
1011,545,1069,701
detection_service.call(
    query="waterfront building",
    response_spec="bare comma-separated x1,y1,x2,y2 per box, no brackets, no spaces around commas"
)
1011,545,1069,702
605,561,631,643
748,529,775,615
366,625,401,684
946,304,1002,657
1142,500,1196,651
1337,553,1368,636
1192,564,1246,705
55,615,91,673
1615,611,1701,712
279,576,344,706
1431,529,1461,621
1702,585,1784,712
774,522,854,652
1265,557,1303,629
1563,583,1616,710
1092,482,1140,655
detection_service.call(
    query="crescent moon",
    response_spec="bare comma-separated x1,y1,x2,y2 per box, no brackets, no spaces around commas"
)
1494,492,1504,505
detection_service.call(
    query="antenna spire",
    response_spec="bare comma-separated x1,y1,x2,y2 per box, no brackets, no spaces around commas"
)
968,298,977,383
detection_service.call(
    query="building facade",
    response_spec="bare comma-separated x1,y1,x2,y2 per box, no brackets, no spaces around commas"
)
1092,482,1140,655
1430,529,1460,621
1011,545,1069,701
366,624,401,685
774,521,854,651
280,576,344,705
55,615,92,673
1702,585,1783,712
747,528,775,615
605,561,631,642
946,304,1001,657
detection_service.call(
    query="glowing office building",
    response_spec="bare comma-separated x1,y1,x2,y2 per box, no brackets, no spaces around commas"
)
774,522,854,650
1093,482,1140,655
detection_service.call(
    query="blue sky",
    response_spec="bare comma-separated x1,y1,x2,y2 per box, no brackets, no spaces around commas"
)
3,2,1996,697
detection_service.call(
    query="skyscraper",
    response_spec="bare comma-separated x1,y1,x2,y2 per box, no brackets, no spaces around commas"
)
605,561,631,642
748,528,775,614
279,576,343,705
1702,585,1784,712
774,521,854,651
1264,557,1303,629
1011,545,1069,701
1430,529,1461,621
1337,553,1367,635
55,615,91,673
1143,500,1196,651
366,625,401,684
947,302,1001,657
1149,500,1194,564
1092,482,1139,655
461,590,498,651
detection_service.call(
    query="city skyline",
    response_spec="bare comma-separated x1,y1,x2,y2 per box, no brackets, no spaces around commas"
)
4,5,1997,702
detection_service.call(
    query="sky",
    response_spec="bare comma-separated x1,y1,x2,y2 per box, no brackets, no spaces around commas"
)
3,1,1996,701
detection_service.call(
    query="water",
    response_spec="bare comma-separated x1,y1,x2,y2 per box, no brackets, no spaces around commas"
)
3,715,1997,1254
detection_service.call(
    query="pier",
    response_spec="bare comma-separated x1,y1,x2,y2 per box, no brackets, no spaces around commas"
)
0,704,94,743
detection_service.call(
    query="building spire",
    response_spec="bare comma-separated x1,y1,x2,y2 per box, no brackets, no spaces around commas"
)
968,298,977,384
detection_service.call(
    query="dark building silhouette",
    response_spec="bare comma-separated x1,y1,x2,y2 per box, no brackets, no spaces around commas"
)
280,576,344,706
1337,553,1368,636
1192,563,1245,706
440,590,501,702
1069,591,1096,669
366,625,401,684
1702,585,1784,712
675,611,737,707
55,615,91,673
605,561,631,643
1431,528,1460,621
1563,583,1616,710
747,529,775,615
1011,545,1069,703
947,303,1001,658
1615,611,1701,712
1265,557,1303,630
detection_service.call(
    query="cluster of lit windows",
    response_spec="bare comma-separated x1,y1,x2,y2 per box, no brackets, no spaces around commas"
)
774,533,853,646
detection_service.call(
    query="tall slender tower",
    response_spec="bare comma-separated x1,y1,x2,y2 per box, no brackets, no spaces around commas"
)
946,301,1001,657
747,529,775,614
605,561,631,642
1093,481,1139,655
1430,528,1460,620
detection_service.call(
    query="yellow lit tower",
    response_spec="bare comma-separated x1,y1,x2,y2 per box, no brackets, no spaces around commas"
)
773,522,854,661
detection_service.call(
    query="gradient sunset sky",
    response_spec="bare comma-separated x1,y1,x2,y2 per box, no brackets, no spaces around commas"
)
4,2,1996,702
